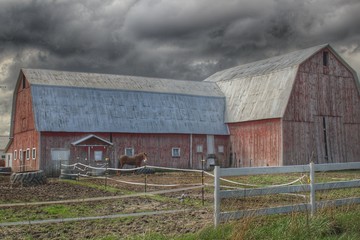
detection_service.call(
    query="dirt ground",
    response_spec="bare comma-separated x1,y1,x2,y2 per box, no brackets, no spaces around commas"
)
0,172,214,239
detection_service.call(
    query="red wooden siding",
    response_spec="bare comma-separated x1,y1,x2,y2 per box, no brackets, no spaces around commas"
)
228,119,282,167
40,132,229,176
9,75,39,172
283,48,360,164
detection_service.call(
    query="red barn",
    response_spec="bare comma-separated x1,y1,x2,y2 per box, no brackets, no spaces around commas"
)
205,44,360,167
5,44,360,175
6,70,229,176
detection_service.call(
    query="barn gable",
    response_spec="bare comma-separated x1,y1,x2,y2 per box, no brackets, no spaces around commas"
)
203,44,352,123
23,69,228,135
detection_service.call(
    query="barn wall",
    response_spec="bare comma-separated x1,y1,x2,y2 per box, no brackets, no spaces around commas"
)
228,119,282,167
9,75,39,172
40,132,229,176
283,48,360,164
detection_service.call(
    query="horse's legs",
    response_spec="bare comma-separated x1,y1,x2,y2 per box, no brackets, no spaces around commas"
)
117,161,123,176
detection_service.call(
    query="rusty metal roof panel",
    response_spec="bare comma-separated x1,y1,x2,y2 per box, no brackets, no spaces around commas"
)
23,69,224,97
30,85,228,135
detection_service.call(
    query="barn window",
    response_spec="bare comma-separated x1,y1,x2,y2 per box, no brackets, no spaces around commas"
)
323,51,329,66
51,148,70,161
1,154,5,159
19,149,22,160
94,151,103,161
22,77,26,89
26,148,30,160
125,148,134,156
32,148,36,160
172,148,180,157
14,150,17,160
218,145,224,153
196,145,203,153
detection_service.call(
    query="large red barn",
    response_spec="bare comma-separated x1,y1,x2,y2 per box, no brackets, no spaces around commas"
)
5,44,360,175
205,44,360,167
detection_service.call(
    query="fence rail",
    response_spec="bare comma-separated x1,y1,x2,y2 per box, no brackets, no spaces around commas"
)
214,162,360,227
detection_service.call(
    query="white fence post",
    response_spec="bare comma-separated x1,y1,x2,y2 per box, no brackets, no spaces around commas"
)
214,166,220,227
309,161,316,216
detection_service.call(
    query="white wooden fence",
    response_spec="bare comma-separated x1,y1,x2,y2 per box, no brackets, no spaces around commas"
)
214,162,360,227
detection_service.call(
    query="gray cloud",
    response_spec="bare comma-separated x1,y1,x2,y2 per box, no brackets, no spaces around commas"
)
0,0,360,135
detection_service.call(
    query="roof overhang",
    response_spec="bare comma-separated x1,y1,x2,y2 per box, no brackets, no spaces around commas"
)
71,134,113,146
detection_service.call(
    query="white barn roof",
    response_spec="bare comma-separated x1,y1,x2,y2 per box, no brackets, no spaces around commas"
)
204,44,330,122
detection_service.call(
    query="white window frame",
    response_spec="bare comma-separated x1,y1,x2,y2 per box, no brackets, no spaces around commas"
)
32,148,36,160
94,151,103,161
19,149,22,161
218,145,224,153
196,145,203,153
172,147,180,157
14,150,17,160
1,154,5,159
26,148,30,160
125,148,134,156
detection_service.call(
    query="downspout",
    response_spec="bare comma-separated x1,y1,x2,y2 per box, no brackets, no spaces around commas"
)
38,133,41,171
189,134,193,168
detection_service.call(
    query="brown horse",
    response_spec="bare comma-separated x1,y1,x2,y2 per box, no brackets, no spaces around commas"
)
118,152,148,169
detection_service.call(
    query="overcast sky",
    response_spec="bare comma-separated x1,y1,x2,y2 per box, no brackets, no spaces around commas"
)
0,0,360,136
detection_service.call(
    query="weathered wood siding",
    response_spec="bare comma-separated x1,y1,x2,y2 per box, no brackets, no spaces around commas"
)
10,75,39,172
40,132,229,176
228,119,282,167
283,48,360,164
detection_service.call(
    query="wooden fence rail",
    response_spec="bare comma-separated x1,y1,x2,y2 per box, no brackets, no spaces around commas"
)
214,162,360,227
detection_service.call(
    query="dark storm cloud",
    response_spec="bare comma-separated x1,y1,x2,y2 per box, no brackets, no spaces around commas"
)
0,0,360,135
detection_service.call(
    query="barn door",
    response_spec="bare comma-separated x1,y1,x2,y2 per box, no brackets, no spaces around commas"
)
206,135,215,169
315,116,345,163
51,148,70,177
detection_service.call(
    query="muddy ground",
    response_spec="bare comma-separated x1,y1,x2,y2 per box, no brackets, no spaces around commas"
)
0,172,214,239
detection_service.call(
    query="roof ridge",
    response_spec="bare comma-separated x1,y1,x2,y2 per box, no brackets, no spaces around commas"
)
204,44,328,82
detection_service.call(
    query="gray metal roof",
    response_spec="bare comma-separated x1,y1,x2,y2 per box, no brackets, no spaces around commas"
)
30,85,228,135
23,69,224,97
205,44,328,82
204,44,329,122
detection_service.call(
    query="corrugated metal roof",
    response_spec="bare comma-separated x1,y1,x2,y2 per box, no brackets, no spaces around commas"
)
205,44,327,82
31,85,228,135
217,68,298,122
204,44,328,122
23,69,224,97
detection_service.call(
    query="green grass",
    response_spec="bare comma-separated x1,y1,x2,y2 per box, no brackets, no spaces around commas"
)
100,205,360,240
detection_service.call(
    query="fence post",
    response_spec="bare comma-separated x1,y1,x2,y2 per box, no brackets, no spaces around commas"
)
144,165,147,193
201,157,205,206
309,161,316,216
214,166,220,227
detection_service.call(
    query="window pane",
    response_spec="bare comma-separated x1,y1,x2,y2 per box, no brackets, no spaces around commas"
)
172,148,180,157
94,151,103,161
32,148,36,159
218,145,224,153
125,148,134,156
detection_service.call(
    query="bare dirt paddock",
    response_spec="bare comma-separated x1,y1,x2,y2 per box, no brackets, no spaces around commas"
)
0,172,214,239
